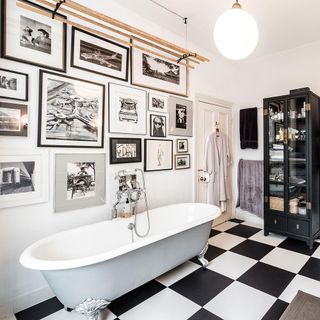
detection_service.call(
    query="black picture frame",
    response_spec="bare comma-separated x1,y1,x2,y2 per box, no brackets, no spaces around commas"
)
1,0,67,73
150,113,166,137
0,68,28,101
110,138,142,164
71,27,129,81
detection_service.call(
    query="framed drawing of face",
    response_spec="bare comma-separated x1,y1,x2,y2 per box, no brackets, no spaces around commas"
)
148,92,168,113
0,69,28,101
38,70,105,148
1,0,67,72
168,96,193,137
175,154,190,170
71,27,129,81
110,138,142,164
176,139,188,153
150,114,166,137
108,82,147,135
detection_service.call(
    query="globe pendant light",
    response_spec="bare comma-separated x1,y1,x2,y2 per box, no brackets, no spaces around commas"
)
214,1,259,60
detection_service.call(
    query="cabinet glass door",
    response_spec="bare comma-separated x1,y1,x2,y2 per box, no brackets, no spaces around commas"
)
287,97,308,216
268,100,285,212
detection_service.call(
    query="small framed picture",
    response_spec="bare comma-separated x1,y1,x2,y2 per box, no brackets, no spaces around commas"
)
168,96,193,137
108,82,147,135
0,69,28,101
177,139,188,153
110,138,142,164
0,151,48,209
148,92,168,113
150,114,166,137
1,0,67,72
71,27,129,81
144,139,173,172
0,102,28,137
38,70,105,148
55,153,106,212
175,154,190,170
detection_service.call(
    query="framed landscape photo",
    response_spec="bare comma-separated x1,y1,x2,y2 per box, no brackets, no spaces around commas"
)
150,114,166,137
110,138,142,164
0,151,48,209
0,68,28,101
175,154,190,170
0,102,28,137
144,139,173,172
71,27,129,81
108,82,147,135
55,153,106,212
131,40,188,97
148,92,168,113
168,96,193,137
38,70,105,148
177,139,188,153
1,0,67,72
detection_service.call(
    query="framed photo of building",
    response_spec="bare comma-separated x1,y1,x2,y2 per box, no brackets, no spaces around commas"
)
131,40,188,97
1,0,67,72
108,82,147,135
150,114,166,137
177,139,188,153
144,139,173,172
168,96,193,137
0,151,48,209
55,153,106,212
38,70,105,148
0,69,28,101
0,102,28,137
71,27,129,81
110,138,142,164
148,92,168,113
175,154,190,170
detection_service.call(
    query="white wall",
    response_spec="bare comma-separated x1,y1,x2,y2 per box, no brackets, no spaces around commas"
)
0,0,235,317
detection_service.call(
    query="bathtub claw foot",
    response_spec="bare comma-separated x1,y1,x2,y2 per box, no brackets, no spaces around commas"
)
197,243,209,268
74,298,110,320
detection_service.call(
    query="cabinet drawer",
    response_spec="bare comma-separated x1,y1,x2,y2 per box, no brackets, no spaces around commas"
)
266,214,286,231
288,219,309,237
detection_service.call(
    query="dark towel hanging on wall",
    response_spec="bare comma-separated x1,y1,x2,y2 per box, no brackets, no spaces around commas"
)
240,107,258,149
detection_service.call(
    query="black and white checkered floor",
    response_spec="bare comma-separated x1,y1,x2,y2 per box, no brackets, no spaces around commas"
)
16,219,320,320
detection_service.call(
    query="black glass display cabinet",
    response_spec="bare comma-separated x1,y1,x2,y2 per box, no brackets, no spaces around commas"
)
263,88,320,248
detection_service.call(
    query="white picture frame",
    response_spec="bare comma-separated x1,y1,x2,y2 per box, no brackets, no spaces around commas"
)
148,92,168,113
0,68,28,101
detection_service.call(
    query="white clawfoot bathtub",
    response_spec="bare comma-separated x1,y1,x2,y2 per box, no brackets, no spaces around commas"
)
20,203,221,319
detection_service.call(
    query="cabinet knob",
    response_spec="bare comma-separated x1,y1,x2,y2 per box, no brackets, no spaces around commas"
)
296,224,300,230
274,219,277,225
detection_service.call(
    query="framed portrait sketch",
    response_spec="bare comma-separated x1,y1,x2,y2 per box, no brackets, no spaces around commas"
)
177,139,188,153
150,114,166,137
0,151,48,209
175,154,190,170
168,96,193,137
108,83,147,135
71,27,129,81
131,40,188,97
1,0,67,72
148,92,168,113
55,153,106,213
0,102,28,137
144,139,173,172
110,138,142,164
0,69,28,101
38,70,105,148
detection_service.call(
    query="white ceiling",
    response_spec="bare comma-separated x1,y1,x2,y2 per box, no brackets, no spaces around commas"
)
115,0,320,60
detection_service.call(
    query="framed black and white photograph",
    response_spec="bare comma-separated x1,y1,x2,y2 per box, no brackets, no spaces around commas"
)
110,138,142,164
38,70,105,148
1,0,67,72
0,151,48,209
177,139,188,153
71,27,129,81
168,96,193,137
144,139,173,172
131,40,188,97
150,114,166,137
175,154,190,170
55,153,105,212
0,68,28,101
0,102,28,137
148,92,168,113
108,82,147,135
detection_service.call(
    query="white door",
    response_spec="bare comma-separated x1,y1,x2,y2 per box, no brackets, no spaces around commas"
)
195,96,233,226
